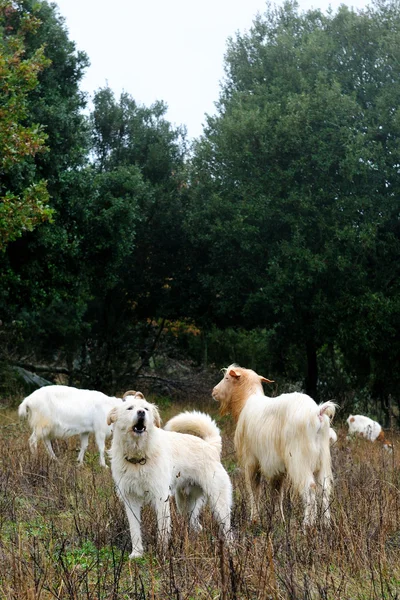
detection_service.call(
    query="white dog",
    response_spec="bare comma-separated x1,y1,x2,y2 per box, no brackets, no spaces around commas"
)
107,392,232,558
346,414,393,451
18,385,123,466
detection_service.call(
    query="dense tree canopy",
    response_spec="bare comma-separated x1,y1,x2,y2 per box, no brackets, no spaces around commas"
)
1,0,399,419
79,88,188,388
0,0,90,374
0,0,52,249
186,0,400,402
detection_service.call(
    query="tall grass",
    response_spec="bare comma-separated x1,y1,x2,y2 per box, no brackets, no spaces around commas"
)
0,398,399,599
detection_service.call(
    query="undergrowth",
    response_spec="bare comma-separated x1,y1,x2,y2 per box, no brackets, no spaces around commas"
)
0,394,399,599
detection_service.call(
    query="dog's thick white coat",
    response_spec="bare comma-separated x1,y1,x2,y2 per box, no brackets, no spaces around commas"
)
18,385,123,466
108,396,232,558
346,414,392,451
212,365,337,526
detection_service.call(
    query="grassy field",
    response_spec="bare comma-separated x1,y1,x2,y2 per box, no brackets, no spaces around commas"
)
0,393,399,599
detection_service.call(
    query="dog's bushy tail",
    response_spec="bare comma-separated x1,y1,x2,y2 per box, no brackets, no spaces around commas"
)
164,411,222,456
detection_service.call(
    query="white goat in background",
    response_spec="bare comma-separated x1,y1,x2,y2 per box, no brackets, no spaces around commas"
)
18,385,124,466
346,414,393,452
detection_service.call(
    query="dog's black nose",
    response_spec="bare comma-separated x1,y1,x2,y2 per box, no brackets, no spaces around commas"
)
137,410,145,418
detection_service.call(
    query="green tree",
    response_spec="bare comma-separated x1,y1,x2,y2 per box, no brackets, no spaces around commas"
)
0,0,52,249
186,0,400,405
71,88,189,389
0,0,90,375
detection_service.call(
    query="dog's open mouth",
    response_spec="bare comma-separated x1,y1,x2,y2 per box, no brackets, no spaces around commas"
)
133,418,147,434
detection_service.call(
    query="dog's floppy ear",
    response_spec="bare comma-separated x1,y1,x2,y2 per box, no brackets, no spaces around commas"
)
152,405,162,428
107,407,119,425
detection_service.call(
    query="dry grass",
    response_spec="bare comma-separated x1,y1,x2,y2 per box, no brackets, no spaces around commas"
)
0,397,399,600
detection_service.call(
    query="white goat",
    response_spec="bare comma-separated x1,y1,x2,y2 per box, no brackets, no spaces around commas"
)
329,427,338,445
212,364,337,526
346,414,393,452
18,385,124,466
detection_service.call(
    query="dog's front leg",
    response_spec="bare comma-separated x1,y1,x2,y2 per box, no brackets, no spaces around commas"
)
154,496,171,553
123,497,144,558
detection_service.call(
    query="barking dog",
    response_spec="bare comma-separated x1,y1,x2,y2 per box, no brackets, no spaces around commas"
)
107,393,232,558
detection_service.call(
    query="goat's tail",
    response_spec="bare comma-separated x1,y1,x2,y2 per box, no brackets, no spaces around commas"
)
18,398,30,420
318,401,337,422
164,410,222,456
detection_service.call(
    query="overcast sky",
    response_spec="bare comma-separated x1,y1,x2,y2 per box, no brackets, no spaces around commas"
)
54,0,371,140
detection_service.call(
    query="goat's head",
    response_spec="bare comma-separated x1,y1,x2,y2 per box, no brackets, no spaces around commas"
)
212,364,273,421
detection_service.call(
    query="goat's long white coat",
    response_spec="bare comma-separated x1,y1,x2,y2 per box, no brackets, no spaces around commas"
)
329,427,338,445
18,385,123,465
108,397,232,558
213,365,337,526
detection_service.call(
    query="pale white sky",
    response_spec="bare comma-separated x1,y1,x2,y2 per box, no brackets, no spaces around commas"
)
54,0,371,140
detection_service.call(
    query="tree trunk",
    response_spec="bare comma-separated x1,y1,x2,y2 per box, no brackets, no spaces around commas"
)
305,340,318,399
201,330,208,368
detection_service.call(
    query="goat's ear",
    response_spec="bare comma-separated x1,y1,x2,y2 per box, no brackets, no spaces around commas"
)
152,405,162,428
228,368,241,379
260,376,274,384
107,407,118,425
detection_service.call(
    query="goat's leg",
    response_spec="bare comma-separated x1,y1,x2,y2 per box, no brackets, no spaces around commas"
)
42,437,57,460
288,452,321,528
29,432,38,454
77,432,89,464
94,430,107,467
244,463,262,523
302,479,317,527
271,475,285,522
315,469,333,524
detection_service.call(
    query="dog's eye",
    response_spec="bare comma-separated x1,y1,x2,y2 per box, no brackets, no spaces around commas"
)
127,406,134,411
144,407,148,411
